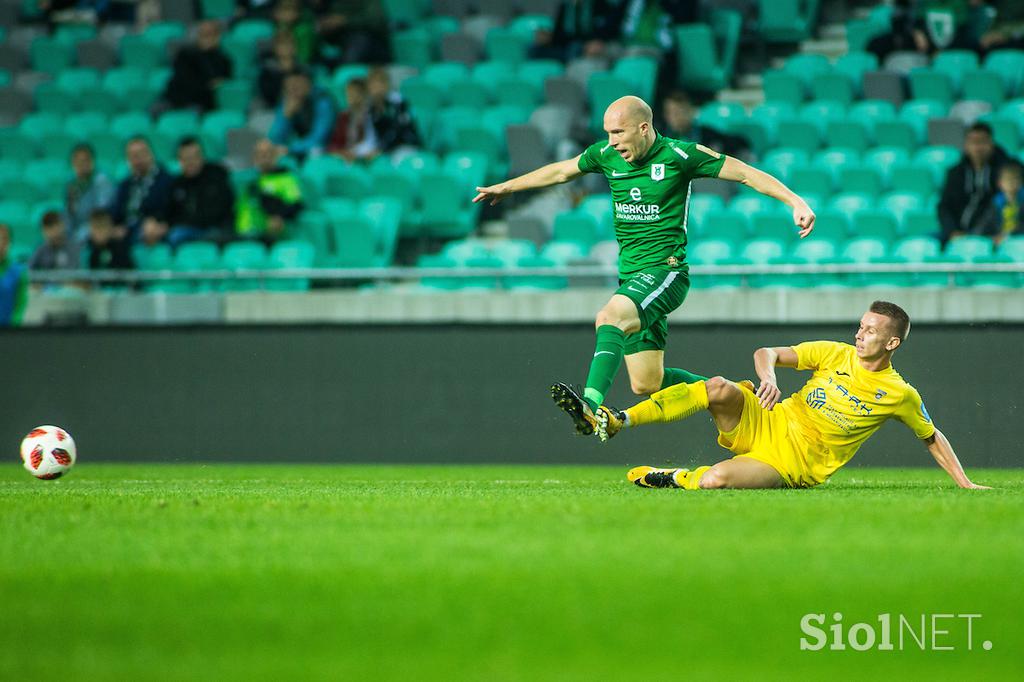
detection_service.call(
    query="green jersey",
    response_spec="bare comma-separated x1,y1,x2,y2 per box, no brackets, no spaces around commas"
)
578,132,725,276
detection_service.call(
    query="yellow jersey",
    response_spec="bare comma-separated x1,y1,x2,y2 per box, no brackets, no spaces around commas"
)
778,341,936,480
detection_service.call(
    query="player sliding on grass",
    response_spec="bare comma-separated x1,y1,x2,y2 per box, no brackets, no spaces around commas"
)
596,301,990,490
474,96,816,437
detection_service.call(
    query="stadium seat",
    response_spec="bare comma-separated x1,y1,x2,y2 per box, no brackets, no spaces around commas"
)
872,120,918,151
416,253,462,291
539,240,588,265
760,147,808,183
932,50,979,91
834,52,879,89
899,99,948,144
962,69,1007,107
111,111,153,139
908,69,955,105
64,111,109,139
392,28,433,69
688,194,724,228
853,209,898,241
507,256,567,291
29,36,72,74
730,193,784,217
674,23,731,92
775,120,821,154
689,238,734,264
838,164,883,196
491,239,537,266
700,208,750,242
865,146,911,183
811,72,855,105
492,77,540,110
889,161,935,197
221,241,268,291
332,215,380,268
229,18,274,44
946,235,993,261
997,235,1024,262
552,212,600,247
789,167,834,197
423,61,470,90
267,240,316,292
982,116,1021,153
360,197,403,264
612,55,658,103
216,79,252,114
751,212,798,242
120,34,165,70
173,241,221,292
34,82,77,116
841,237,887,263
419,172,477,239
201,111,246,158
740,238,786,264
293,211,332,262
587,73,637,133
133,243,173,271
960,255,1020,288
811,209,851,242
576,194,614,240
883,192,925,225
758,0,820,43
901,208,941,238
826,120,870,152
791,237,838,263
985,49,1024,95
485,28,530,64
400,76,445,113
829,192,872,217
762,70,805,107
813,147,861,179
443,151,489,191
893,236,941,262
913,145,961,185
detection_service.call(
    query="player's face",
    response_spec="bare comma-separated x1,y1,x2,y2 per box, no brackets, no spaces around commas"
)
604,112,648,163
854,312,899,358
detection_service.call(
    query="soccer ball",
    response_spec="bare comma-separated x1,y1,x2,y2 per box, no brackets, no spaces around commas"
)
20,425,77,480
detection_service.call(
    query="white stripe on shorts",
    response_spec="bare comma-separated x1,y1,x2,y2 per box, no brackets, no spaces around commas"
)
640,270,678,310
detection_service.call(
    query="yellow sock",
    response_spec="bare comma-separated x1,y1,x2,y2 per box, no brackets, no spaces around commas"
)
625,381,709,426
676,466,711,490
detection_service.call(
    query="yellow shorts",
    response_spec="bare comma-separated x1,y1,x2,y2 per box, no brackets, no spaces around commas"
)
716,384,824,488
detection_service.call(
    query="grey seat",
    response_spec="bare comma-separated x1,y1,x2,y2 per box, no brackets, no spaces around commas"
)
440,33,483,66
0,87,32,127
883,51,929,75
529,104,572,152
76,40,119,70
544,76,586,116
0,44,28,72
505,216,549,246
927,117,966,147
507,124,550,177
461,15,502,45
949,100,992,124
861,70,905,106
226,128,263,170
433,0,475,19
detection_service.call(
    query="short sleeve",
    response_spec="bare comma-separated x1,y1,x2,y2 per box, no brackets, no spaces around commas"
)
577,142,606,174
895,387,936,440
794,341,845,371
668,140,725,179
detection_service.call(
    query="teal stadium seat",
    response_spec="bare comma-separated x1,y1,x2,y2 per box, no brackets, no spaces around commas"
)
810,208,852,242
775,119,821,154
889,160,935,197
811,72,855,105
791,237,838,263
331,214,379,268
507,256,567,291
946,235,993,261
893,236,941,261
853,209,898,241
383,0,430,28
173,241,221,292
962,69,1006,107
900,99,948,145
865,146,911,185
908,69,955,105
689,238,734,264
443,151,489,191
675,23,732,92
553,212,600,247
834,52,879,91
985,50,1024,95
759,0,821,43
913,145,961,185
265,239,315,291
762,70,805,107
201,0,236,19
120,34,165,70
485,28,530,64
688,194,724,228
30,36,72,74
392,28,432,69
613,56,658,103
576,194,615,240
588,73,637,133
760,147,808,183
998,235,1024,261
423,61,470,90
901,208,941,237
540,240,588,265
221,241,268,291
789,166,834,197
982,116,1021,153
700,208,750,242
932,50,979,91
841,237,887,263
419,172,477,239
216,79,252,114
518,59,564,91
883,192,925,225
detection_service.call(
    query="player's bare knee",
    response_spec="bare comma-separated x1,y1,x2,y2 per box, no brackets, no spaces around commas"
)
699,468,728,489
594,308,622,329
704,376,737,405
630,377,661,396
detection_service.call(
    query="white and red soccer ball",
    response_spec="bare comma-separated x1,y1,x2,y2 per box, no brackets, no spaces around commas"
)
20,425,76,480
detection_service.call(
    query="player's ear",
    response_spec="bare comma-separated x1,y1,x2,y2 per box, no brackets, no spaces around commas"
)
885,336,901,352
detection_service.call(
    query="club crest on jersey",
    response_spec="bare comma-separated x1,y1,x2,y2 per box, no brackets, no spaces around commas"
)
875,389,887,400
651,164,665,181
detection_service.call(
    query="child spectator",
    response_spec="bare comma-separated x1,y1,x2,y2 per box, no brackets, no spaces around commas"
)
87,209,134,271
992,162,1023,244
0,223,28,327
29,211,81,271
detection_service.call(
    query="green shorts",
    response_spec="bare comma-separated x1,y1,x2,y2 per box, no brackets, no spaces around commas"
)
615,267,690,354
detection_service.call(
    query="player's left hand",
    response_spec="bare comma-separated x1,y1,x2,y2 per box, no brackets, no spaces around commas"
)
756,379,781,411
793,202,815,239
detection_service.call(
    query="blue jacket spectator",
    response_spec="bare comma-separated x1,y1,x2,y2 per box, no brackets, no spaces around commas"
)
0,223,28,327
269,71,335,160
110,137,173,244
65,143,114,243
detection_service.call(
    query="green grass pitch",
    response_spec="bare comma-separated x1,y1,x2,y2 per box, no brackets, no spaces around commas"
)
2,464,1022,681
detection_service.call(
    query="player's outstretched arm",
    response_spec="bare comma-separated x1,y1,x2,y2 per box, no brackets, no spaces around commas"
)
752,346,798,410
923,428,991,489
718,155,816,238
473,155,585,206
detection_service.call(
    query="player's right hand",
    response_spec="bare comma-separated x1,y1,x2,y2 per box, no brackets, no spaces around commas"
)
756,379,781,410
473,184,511,206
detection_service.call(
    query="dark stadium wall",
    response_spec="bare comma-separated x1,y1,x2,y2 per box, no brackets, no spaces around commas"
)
1,325,1020,468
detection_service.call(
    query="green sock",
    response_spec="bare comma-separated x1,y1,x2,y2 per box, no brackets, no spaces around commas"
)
583,325,625,411
661,367,710,390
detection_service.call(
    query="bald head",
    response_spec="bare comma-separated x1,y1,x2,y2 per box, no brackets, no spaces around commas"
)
605,96,653,126
603,96,655,164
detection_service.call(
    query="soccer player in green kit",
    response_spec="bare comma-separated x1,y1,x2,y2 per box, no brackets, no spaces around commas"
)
473,96,817,436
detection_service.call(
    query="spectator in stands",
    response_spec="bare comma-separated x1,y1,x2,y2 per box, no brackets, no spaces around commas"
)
979,1,1024,51
938,122,1010,243
310,0,390,67
158,19,233,114
327,78,379,161
86,209,133,271
0,223,28,327
258,31,303,108
165,137,236,246
531,0,628,62
990,162,1023,243
366,67,420,156
236,139,304,244
64,143,114,244
111,137,173,244
870,0,996,60
269,71,335,160
29,211,80,272
659,91,750,159
621,0,698,52
237,0,277,20
272,0,318,64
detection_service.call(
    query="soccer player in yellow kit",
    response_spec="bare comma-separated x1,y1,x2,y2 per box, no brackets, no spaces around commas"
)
600,301,990,490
